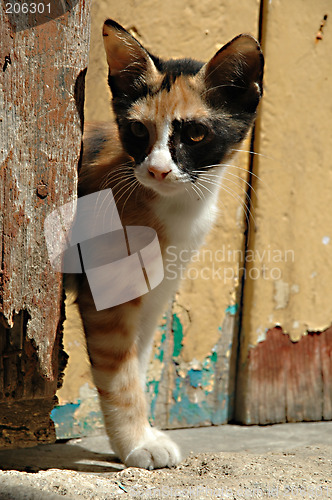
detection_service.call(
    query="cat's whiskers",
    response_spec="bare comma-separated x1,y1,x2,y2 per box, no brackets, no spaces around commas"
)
184,184,196,202
191,183,206,203
193,156,279,232
100,172,137,227
93,179,126,229
223,171,260,203
200,82,245,98
219,184,253,230
195,161,266,191
203,173,256,226
200,171,251,205
120,179,141,221
95,166,136,228
111,175,140,218
99,163,135,191
196,173,256,229
195,169,257,209
230,148,274,161
194,180,225,225
225,163,281,207
195,180,215,197
100,178,129,230
101,171,135,192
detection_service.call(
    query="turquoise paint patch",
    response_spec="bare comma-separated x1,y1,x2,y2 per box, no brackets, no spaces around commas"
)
210,350,218,363
187,369,203,388
51,400,104,440
147,320,168,423
51,401,80,421
171,392,212,425
171,376,214,425
156,331,166,363
172,313,183,357
170,344,229,425
225,304,238,315
212,393,230,425
147,380,160,423
51,402,81,439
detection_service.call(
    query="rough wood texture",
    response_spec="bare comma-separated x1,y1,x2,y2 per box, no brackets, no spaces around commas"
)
0,1,90,448
0,399,56,449
237,327,332,425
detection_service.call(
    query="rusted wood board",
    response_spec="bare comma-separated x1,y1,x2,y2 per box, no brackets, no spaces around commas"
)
0,1,90,448
238,327,332,425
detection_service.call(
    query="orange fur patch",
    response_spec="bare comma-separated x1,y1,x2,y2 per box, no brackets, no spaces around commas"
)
129,75,209,125
97,385,145,411
89,344,137,372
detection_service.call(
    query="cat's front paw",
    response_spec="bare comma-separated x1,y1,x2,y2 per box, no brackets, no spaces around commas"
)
124,431,181,470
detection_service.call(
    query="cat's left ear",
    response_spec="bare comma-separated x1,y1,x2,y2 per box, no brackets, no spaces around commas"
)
200,34,264,114
103,19,156,98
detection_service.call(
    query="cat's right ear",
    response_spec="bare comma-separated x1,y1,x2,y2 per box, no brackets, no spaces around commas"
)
103,19,155,98
200,34,264,114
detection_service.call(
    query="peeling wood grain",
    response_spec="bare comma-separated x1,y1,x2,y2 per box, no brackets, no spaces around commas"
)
0,1,91,446
236,327,332,425
0,399,57,449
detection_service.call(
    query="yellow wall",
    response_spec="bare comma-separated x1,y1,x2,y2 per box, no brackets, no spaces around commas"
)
242,0,332,344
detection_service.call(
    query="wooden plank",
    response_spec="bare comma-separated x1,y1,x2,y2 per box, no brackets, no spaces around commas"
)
0,1,91,448
241,327,332,425
237,0,332,424
321,328,332,420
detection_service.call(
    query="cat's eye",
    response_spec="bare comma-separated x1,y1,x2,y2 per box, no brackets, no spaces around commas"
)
183,122,208,144
130,121,149,139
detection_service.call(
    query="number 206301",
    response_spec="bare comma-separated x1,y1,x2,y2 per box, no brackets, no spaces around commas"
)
6,3,51,14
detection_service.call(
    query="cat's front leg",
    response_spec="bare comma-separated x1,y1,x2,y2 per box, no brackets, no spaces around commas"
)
80,299,181,470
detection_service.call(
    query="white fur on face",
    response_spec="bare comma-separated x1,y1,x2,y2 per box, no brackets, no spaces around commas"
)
134,121,192,196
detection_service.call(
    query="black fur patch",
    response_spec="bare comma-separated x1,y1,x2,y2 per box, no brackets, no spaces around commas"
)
111,56,203,111
117,118,150,165
152,56,204,77
83,129,108,165
168,117,251,181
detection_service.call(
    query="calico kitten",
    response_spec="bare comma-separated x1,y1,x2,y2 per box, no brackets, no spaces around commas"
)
76,19,264,469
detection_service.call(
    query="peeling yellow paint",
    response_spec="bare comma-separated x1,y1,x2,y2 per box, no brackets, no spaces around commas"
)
273,280,290,310
240,0,332,355
147,354,164,381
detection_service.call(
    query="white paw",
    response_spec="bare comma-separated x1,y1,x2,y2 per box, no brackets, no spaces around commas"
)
124,431,181,470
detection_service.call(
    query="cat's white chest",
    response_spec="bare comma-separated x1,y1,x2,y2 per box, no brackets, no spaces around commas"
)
154,190,219,251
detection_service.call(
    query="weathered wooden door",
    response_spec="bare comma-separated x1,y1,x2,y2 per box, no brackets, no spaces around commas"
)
236,0,332,424
0,1,91,448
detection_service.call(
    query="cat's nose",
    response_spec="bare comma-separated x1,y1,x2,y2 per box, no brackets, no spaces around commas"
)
148,165,172,181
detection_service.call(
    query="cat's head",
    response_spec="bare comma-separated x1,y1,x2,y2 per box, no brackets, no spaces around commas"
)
103,20,264,197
